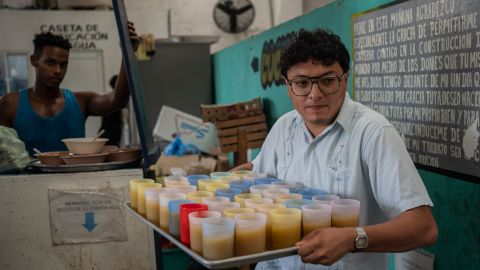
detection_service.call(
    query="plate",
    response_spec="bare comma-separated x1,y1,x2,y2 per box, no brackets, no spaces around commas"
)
26,158,140,173
124,202,298,269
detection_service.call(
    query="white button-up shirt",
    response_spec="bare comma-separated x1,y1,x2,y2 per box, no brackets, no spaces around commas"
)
253,94,433,270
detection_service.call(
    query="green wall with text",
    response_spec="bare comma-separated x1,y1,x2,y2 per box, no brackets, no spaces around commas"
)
212,0,479,269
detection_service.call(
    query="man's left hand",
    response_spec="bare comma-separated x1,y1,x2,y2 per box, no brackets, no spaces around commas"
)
296,227,356,266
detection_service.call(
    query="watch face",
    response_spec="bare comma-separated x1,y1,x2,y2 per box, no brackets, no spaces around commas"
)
356,237,368,248
213,0,255,33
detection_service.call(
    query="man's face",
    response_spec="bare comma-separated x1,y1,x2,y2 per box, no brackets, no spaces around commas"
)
285,60,348,131
31,46,69,89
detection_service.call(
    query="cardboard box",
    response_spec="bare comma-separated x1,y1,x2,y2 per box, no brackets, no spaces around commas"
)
153,106,218,155
151,154,217,177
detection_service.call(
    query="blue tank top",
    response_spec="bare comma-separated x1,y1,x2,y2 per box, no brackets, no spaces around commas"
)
14,89,85,156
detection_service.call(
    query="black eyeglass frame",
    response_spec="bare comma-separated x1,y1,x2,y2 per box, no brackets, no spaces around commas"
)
284,72,346,96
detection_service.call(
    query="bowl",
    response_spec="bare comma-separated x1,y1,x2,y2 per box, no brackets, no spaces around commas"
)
61,152,109,165
62,138,109,154
35,151,69,166
107,147,141,162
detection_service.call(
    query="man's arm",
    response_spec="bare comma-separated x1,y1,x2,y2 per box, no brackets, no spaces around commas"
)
229,162,253,172
79,21,140,117
296,205,437,265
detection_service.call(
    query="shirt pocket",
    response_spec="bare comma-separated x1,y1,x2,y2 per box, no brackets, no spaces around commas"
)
276,138,293,180
327,146,351,197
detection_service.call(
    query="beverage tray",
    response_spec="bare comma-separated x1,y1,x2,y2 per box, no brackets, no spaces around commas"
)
27,159,140,173
124,202,298,269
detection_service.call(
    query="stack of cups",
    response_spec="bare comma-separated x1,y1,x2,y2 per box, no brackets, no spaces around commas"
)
202,196,230,208
262,188,290,201
244,197,273,209
137,182,162,216
275,193,303,204
284,199,312,209
301,203,332,236
164,176,190,188
331,199,360,227
270,208,302,249
235,213,267,256
168,199,193,237
312,194,341,205
179,203,208,245
205,182,230,193
189,211,222,255
159,193,187,231
144,187,167,225
202,217,235,260
198,179,217,191
289,187,326,200
223,207,254,218
129,178,154,210
255,203,285,250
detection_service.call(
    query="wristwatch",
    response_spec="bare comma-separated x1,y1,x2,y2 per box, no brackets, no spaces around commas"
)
354,227,369,251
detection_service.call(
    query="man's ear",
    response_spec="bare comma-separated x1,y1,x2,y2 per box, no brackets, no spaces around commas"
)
30,54,38,67
344,70,350,83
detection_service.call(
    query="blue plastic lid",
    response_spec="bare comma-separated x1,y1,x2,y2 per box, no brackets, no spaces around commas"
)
187,174,209,186
289,188,326,200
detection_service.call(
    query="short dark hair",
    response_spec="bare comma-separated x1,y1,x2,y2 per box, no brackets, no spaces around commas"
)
33,32,72,56
280,29,350,77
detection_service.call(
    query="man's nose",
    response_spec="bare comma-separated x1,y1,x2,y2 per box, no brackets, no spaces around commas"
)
308,81,325,98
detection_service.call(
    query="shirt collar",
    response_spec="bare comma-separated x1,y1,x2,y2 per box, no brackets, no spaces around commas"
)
335,92,356,134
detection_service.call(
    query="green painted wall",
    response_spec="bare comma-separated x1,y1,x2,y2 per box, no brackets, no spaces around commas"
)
212,0,480,269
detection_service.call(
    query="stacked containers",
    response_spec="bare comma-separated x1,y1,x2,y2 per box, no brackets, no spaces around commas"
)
137,182,162,216
270,208,302,249
129,178,154,210
234,213,267,256
202,217,235,260
159,193,187,231
189,211,222,255
168,199,193,237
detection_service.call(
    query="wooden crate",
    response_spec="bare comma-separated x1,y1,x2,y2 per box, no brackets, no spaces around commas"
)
201,97,262,122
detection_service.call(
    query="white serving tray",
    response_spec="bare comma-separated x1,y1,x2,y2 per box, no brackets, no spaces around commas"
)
124,202,298,269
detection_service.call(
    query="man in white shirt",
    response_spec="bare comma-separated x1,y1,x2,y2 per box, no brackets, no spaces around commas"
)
233,29,437,269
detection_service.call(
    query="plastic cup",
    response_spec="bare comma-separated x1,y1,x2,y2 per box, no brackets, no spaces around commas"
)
215,188,242,201
129,178,154,210
312,194,341,205
168,199,193,237
235,213,267,256
216,175,242,184
229,179,254,193
284,199,312,209
230,170,253,179
205,182,230,193
198,179,216,191
145,187,168,225
202,217,235,260
208,201,240,215
302,203,332,236
234,193,262,207
210,172,231,179
187,174,209,187
270,208,302,249
262,188,290,200
223,207,254,218
289,187,326,200
275,193,303,204
159,193,187,231
137,182,162,216
242,172,268,181
164,176,190,188
189,211,222,255
253,177,279,185
188,191,214,203
250,184,274,194
202,196,230,207
171,185,197,195
256,203,286,250
244,197,273,209
331,199,360,227
180,203,208,246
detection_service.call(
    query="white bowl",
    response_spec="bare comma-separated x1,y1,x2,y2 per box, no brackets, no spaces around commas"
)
62,138,109,154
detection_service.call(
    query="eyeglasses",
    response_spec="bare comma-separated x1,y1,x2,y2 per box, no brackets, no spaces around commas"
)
285,73,345,96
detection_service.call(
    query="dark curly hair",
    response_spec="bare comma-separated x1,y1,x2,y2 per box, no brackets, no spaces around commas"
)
280,29,350,77
33,32,72,57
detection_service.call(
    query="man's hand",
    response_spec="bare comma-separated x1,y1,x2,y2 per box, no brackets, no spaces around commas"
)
296,227,356,266
127,21,141,51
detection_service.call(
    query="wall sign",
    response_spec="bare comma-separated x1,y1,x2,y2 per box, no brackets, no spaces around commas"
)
352,0,480,183
40,24,109,49
49,189,127,245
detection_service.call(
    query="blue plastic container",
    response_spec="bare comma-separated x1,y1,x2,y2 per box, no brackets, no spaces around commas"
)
168,199,193,237
216,188,242,201
210,172,231,179
187,174,209,187
229,180,254,193
253,177,279,185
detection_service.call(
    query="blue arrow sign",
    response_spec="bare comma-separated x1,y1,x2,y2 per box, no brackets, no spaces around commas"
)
82,212,97,232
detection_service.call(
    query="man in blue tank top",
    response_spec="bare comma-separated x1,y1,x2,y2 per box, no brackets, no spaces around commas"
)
0,22,140,156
